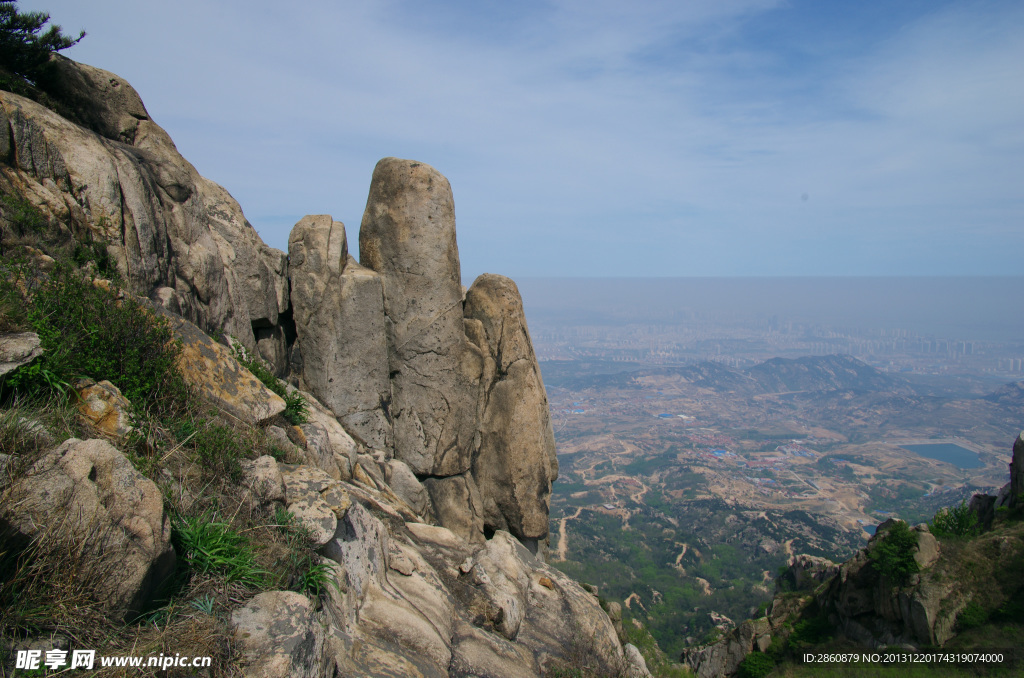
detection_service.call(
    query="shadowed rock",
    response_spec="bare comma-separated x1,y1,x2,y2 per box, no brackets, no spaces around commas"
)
465,274,558,545
1011,432,1024,508
0,438,175,620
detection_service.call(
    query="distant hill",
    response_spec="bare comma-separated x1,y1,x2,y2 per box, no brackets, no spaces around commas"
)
542,354,910,396
983,380,1024,405
744,354,910,394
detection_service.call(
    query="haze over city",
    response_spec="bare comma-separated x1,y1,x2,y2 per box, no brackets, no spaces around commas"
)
21,0,1024,278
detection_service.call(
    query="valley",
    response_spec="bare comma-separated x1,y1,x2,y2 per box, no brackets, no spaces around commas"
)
542,355,1022,659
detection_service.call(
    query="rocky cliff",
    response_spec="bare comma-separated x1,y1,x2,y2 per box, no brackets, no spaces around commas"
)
0,57,643,677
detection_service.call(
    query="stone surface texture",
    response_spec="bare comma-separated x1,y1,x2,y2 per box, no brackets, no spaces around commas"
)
74,378,133,440
160,308,286,425
0,58,634,677
288,215,392,451
0,331,42,376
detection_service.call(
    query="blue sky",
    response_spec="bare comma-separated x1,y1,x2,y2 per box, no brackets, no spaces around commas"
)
20,0,1024,279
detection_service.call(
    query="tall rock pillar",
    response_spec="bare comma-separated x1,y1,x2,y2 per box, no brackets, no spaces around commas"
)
359,158,485,478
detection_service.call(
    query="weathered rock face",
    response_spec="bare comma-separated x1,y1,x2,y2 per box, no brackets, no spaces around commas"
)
0,438,175,619
1,55,598,674
777,553,839,592
687,520,953,676
284,160,559,551
231,591,332,678
465,274,558,547
288,215,392,451
423,472,486,545
818,521,958,648
683,617,772,678
0,57,291,371
162,309,286,425
359,157,483,477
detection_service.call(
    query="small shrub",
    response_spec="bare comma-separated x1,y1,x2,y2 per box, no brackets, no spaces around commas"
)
189,419,247,481
869,520,920,586
0,191,48,237
764,633,786,662
992,589,1024,623
931,500,980,538
189,594,215,616
294,557,333,597
736,652,775,678
957,601,988,631
789,611,833,647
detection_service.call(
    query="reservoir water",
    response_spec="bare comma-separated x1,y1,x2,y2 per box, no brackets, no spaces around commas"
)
899,443,982,469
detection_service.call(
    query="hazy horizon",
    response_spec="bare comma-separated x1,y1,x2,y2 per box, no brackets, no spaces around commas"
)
513,276,1024,344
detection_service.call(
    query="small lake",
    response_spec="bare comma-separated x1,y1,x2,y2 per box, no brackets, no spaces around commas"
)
899,443,982,469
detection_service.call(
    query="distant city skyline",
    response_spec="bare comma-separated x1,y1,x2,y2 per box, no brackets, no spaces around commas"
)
24,0,1024,278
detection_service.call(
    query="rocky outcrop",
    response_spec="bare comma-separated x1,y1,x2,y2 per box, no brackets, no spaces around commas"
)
683,617,772,678
359,158,484,478
0,438,175,619
777,553,839,592
286,159,557,550
162,309,286,425
0,331,42,376
687,521,949,676
465,274,558,549
0,57,291,370
814,520,956,648
231,591,332,678
74,378,133,441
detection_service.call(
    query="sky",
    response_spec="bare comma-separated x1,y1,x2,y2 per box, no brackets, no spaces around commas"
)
19,0,1024,279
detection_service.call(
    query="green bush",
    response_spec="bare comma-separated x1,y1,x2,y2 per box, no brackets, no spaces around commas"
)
931,500,980,538
188,419,248,481
736,652,775,678
789,611,833,647
2,263,188,417
0,191,48,237
869,520,920,586
956,601,988,631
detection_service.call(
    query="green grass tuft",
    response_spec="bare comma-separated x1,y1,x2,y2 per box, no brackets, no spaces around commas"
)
171,512,267,589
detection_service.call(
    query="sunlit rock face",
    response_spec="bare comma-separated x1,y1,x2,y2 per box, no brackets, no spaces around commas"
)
359,157,483,479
